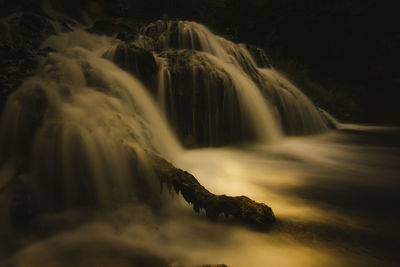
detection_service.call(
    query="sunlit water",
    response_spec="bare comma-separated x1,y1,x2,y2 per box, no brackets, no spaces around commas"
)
2,126,399,267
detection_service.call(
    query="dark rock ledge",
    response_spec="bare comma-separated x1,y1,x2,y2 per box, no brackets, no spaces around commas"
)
147,151,275,229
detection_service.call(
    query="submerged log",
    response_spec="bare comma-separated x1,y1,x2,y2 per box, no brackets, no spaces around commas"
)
147,152,275,229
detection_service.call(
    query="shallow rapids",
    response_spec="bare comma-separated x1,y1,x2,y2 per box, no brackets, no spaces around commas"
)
2,125,399,267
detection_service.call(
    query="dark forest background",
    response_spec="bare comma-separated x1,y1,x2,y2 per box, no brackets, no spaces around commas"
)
1,0,399,124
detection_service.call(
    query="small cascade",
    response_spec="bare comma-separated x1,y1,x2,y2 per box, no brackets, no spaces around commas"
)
140,20,263,75
153,49,254,146
205,54,282,143
138,20,328,145
139,20,283,145
155,56,171,113
320,108,341,129
259,69,330,135
140,20,231,60
0,30,182,216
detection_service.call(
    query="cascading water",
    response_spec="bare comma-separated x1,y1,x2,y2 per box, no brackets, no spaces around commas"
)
2,12,399,267
136,20,330,146
151,49,267,146
0,29,182,219
0,18,332,223
0,15,333,227
204,53,281,143
259,68,330,134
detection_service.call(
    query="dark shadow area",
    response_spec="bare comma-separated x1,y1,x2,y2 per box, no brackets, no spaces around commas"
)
2,0,399,123
271,128,400,265
273,218,400,265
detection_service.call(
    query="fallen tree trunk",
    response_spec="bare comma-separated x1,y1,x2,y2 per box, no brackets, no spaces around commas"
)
147,152,275,229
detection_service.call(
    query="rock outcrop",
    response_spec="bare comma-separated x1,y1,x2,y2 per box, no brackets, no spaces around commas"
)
89,19,142,42
147,151,275,229
243,43,272,68
157,49,250,147
0,11,56,114
103,43,157,87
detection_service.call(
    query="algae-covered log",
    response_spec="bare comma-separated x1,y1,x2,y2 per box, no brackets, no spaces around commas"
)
147,152,275,228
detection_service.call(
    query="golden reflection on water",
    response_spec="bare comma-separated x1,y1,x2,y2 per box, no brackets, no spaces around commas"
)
174,141,357,225
5,130,399,267
169,132,395,266
9,205,357,267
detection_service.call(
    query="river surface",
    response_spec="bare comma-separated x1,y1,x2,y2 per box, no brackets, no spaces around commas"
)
173,124,400,267
4,124,399,267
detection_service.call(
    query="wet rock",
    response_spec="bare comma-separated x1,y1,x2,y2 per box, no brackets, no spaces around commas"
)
90,19,135,41
89,19,148,43
243,44,272,68
104,43,157,86
140,19,170,49
0,11,56,114
147,151,275,229
9,175,39,229
17,12,55,47
158,49,254,147
141,19,214,53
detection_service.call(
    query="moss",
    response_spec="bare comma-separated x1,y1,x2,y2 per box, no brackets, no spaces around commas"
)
147,151,275,229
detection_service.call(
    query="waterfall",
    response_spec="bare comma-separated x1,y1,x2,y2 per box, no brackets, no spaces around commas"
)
138,20,329,145
151,49,268,146
259,68,330,134
155,56,171,113
0,17,331,224
2,10,398,267
0,29,182,215
204,54,281,143
139,20,263,75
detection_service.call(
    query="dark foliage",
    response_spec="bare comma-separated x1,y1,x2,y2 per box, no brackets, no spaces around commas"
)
1,0,399,123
